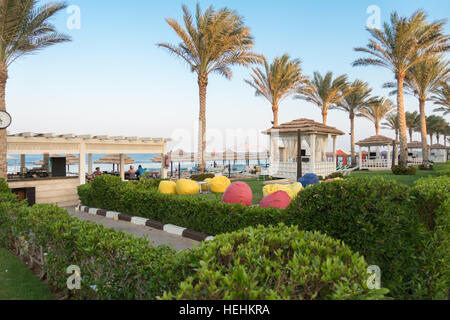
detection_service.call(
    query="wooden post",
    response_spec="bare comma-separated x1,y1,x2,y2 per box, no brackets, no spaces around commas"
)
178,162,181,179
170,161,173,178
332,136,337,164
228,160,231,178
392,141,397,168
119,153,125,181
88,153,92,174
78,143,86,185
297,130,302,180
20,154,26,174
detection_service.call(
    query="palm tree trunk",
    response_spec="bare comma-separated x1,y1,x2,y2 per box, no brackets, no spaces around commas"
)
197,75,208,173
375,122,380,135
350,113,355,165
322,106,328,125
409,129,413,142
272,102,279,127
396,74,408,167
395,129,399,142
429,134,433,145
418,98,429,164
0,64,8,180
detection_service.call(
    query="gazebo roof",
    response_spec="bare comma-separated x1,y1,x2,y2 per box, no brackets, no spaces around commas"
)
430,144,449,150
356,135,395,146
407,141,423,149
263,118,344,136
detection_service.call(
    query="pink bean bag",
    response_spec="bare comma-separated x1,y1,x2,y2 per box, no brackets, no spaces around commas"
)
259,190,291,209
222,182,253,207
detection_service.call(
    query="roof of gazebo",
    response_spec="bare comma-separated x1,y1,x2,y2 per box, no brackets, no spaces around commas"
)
356,135,395,146
34,154,79,165
407,141,423,149
95,154,134,165
430,144,449,150
263,118,344,136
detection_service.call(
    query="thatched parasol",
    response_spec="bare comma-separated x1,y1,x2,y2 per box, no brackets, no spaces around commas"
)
95,154,135,172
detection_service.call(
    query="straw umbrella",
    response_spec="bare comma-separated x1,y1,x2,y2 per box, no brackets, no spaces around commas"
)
95,154,134,172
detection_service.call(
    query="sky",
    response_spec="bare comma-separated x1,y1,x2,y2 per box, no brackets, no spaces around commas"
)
5,0,450,152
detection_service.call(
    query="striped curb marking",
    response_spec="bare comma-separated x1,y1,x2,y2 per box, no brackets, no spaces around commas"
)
76,205,213,242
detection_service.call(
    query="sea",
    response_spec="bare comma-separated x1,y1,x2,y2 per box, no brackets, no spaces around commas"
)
7,153,267,174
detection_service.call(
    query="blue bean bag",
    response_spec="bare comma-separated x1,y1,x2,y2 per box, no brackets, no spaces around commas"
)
298,173,319,188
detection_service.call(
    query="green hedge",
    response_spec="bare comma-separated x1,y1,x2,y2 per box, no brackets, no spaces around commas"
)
435,162,450,177
285,177,428,299
0,194,185,299
78,175,286,235
410,176,450,230
162,224,387,300
392,165,416,175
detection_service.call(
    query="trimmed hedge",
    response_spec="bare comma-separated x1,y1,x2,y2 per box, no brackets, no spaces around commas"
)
410,176,450,230
435,162,450,177
392,165,416,175
0,194,185,299
285,177,428,299
162,224,387,300
78,175,286,235
190,173,215,181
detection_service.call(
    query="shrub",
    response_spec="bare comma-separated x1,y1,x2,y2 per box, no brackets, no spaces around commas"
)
325,172,344,179
285,177,428,299
410,176,450,230
0,201,184,300
392,165,416,175
132,178,166,190
0,178,9,193
162,224,387,300
418,164,434,171
423,198,450,299
190,173,215,181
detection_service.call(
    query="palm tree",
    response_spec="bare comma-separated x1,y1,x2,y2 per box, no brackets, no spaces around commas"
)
158,4,262,172
0,0,71,179
245,54,306,127
357,97,395,135
435,116,449,144
432,82,450,115
426,115,440,144
331,80,375,165
382,112,400,142
405,111,421,142
353,10,449,166
295,71,351,125
384,57,450,164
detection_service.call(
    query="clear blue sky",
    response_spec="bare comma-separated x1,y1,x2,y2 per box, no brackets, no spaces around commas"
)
6,0,450,151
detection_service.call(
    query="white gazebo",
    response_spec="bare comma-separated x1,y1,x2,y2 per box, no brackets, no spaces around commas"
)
430,144,449,163
407,141,424,165
263,118,344,179
357,135,397,170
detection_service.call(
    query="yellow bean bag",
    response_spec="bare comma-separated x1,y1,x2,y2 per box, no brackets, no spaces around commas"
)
176,179,200,195
158,180,176,194
263,182,303,200
209,176,231,193
201,178,213,192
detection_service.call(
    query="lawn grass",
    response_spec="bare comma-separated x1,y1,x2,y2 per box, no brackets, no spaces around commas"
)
0,248,54,300
181,178,266,204
347,163,445,187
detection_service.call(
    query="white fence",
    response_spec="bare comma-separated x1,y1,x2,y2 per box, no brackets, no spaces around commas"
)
360,159,393,169
408,157,423,165
269,162,336,179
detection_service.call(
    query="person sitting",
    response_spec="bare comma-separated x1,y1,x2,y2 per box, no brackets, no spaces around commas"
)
136,165,145,178
127,166,137,180
92,167,102,176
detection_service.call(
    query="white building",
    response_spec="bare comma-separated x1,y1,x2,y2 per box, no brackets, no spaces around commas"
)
430,144,449,163
263,118,344,179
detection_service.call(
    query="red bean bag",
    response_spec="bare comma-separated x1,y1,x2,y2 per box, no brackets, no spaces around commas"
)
222,182,253,207
259,190,291,209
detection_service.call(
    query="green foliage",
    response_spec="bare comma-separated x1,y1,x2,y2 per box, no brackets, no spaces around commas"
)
285,177,428,299
325,172,344,179
0,178,10,193
418,164,434,171
392,165,416,175
423,198,450,299
435,162,450,177
190,173,215,181
410,176,450,230
132,178,166,190
163,224,387,300
0,200,183,300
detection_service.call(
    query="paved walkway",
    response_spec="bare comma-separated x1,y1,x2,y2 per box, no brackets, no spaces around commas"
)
63,206,199,251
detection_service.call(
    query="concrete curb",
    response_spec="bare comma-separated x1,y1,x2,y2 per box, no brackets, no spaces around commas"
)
76,205,213,242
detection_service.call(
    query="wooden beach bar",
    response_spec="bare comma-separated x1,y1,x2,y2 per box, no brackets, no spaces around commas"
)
6,132,170,207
